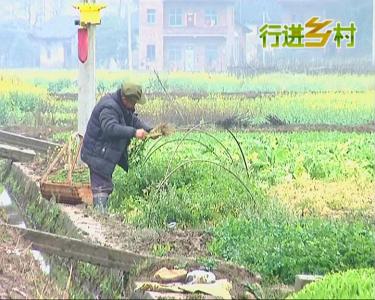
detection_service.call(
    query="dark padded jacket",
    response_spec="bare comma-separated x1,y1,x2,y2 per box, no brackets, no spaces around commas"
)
81,89,152,178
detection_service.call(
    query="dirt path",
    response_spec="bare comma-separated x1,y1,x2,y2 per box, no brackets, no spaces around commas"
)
59,204,211,258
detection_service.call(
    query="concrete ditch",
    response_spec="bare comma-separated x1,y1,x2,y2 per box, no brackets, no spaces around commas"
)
0,159,131,298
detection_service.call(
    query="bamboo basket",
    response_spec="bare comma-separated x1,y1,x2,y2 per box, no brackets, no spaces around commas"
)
40,135,92,205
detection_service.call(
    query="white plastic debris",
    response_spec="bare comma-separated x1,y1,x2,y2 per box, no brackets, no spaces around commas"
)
167,222,177,229
186,270,216,284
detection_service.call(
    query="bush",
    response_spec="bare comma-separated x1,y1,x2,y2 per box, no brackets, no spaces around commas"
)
109,160,264,228
109,137,264,228
209,216,375,283
290,268,375,299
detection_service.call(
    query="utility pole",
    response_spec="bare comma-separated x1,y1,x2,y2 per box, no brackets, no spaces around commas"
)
127,0,133,70
77,0,97,136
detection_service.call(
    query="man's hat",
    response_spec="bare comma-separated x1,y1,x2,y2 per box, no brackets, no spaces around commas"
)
121,82,147,105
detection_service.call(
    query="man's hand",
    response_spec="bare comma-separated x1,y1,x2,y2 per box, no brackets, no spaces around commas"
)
135,129,147,140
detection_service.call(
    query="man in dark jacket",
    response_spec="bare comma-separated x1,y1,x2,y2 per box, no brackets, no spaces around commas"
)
81,82,152,212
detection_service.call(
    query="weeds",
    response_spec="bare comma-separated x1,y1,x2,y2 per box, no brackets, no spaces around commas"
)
152,243,172,257
209,215,375,283
196,256,218,272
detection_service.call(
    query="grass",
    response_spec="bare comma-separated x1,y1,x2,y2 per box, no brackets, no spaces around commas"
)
209,215,375,284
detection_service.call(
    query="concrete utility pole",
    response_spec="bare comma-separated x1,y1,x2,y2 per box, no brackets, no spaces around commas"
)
78,0,97,136
127,0,133,70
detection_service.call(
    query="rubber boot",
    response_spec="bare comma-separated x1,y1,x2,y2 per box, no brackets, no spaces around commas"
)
93,192,108,213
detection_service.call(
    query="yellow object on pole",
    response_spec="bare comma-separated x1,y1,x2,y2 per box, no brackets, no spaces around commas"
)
73,3,106,25
75,0,105,137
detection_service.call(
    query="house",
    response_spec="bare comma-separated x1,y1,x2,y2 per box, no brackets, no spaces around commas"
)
138,0,245,72
30,16,76,69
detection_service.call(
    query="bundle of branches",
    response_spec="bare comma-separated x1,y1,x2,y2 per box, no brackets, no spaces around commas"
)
147,123,175,139
129,123,174,165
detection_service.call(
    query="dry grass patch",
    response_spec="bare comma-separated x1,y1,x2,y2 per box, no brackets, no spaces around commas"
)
0,210,65,299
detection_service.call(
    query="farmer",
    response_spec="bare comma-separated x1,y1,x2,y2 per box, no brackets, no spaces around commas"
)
81,82,152,212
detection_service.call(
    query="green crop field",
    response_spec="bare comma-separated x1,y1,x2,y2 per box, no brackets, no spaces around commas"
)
1,71,374,128
0,70,374,291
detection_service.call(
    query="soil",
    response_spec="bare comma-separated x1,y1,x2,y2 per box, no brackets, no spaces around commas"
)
95,209,211,258
58,204,212,259
56,205,258,298
240,122,375,133
0,213,64,299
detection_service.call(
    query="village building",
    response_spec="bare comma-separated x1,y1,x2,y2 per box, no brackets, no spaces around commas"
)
138,0,247,72
30,16,76,69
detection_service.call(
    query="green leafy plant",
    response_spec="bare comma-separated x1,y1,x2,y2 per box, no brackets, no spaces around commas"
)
209,216,375,283
196,256,218,272
152,243,172,257
289,268,375,299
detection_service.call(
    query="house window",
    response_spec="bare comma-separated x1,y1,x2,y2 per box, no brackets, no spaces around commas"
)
147,9,156,24
169,8,183,26
186,12,195,27
168,46,182,61
205,9,218,26
206,45,218,65
146,45,156,61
